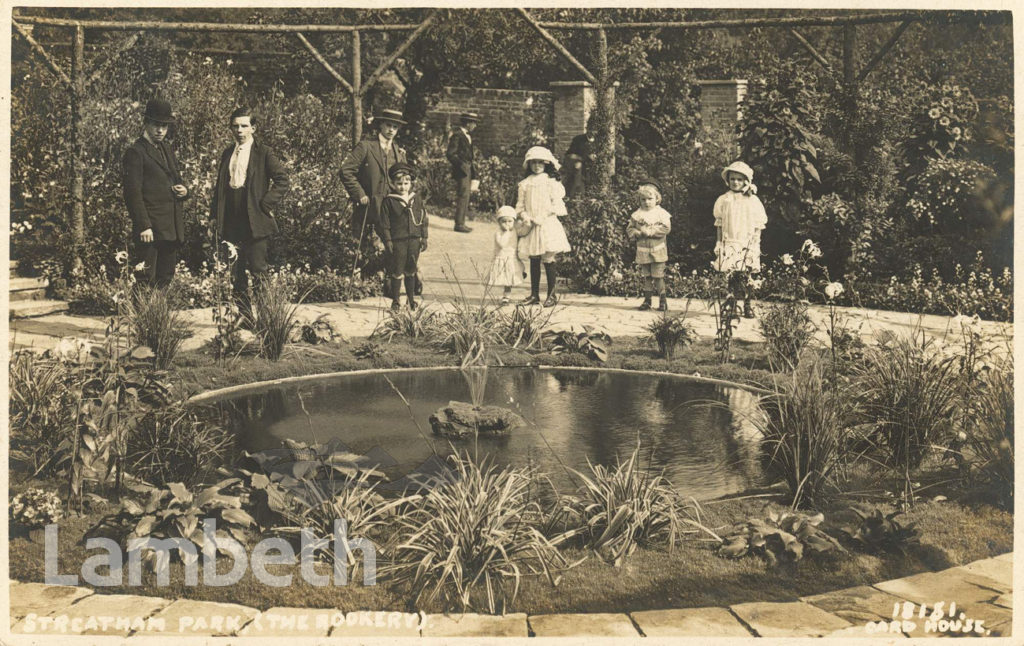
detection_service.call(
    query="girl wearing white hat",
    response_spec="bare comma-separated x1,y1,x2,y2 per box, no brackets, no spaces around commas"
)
714,161,767,318
516,146,571,306
488,205,523,305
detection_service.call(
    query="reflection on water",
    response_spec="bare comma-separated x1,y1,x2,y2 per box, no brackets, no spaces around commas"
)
216,368,766,500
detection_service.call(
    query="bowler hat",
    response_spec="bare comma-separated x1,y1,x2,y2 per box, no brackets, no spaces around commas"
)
388,162,417,181
460,112,481,123
144,98,176,125
375,109,407,126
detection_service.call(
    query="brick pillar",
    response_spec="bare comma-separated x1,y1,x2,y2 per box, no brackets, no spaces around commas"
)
697,79,748,139
550,81,595,158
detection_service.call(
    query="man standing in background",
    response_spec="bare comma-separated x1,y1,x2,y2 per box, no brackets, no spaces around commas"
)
122,97,190,287
446,111,479,233
210,106,291,316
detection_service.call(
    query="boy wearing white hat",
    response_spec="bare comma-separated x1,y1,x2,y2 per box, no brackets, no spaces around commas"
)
516,146,571,307
713,161,767,318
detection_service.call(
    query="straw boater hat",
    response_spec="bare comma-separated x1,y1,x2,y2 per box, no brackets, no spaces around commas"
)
374,108,407,126
460,111,481,123
721,161,754,183
496,205,517,221
522,146,560,171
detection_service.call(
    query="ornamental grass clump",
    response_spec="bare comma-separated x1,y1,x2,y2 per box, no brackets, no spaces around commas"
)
557,444,716,565
249,276,307,361
646,311,695,359
854,331,961,493
370,303,438,344
758,360,857,509
125,404,234,487
382,454,569,614
125,285,192,369
8,351,75,477
963,360,1013,509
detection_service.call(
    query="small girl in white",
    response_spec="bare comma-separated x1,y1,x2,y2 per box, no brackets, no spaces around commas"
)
488,206,522,305
713,161,767,318
516,146,571,307
626,181,672,311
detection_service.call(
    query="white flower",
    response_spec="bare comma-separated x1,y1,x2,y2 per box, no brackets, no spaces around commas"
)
134,262,147,272
800,277,810,287
611,270,623,281
748,277,764,289
222,240,239,261
114,250,129,265
824,282,844,300
781,254,794,266
801,239,823,259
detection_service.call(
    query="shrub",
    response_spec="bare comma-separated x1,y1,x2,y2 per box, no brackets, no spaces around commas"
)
841,507,920,555
759,301,815,370
125,285,192,369
558,193,634,294
557,445,713,565
383,454,568,613
903,81,980,181
758,361,855,509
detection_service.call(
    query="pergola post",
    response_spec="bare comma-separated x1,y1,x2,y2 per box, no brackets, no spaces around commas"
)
594,27,615,195
842,23,858,157
351,30,362,143
70,23,86,270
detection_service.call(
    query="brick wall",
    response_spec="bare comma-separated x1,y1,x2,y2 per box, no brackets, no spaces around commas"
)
697,80,748,137
426,86,555,157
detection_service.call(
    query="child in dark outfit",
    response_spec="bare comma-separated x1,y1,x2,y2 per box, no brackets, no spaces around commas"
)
377,163,429,311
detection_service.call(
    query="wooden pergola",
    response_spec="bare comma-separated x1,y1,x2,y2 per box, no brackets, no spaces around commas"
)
12,8,1009,263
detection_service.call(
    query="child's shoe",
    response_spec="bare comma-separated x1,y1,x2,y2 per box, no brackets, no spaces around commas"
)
658,296,668,312
390,301,402,312
638,296,652,311
522,293,541,305
500,296,511,306
543,293,558,308
408,298,418,311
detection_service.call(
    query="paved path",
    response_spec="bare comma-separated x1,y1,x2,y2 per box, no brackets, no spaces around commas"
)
8,216,1012,353
8,552,1012,637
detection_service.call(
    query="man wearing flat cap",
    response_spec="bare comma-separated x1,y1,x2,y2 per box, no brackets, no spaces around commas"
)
122,97,190,287
340,108,409,248
446,111,479,233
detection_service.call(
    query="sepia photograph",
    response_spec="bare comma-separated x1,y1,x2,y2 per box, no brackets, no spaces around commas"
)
4,3,1015,641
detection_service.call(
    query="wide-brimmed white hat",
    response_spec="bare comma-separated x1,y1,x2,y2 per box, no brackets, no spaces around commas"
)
523,146,560,171
721,161,754,183
496,205,516,221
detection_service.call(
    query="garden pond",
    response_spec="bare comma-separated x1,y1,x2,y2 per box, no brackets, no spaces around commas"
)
210,367,767,500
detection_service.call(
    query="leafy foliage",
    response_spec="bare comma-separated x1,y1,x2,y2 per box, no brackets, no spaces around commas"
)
646,311,695,359
841,507,920,555
125,404,234,488
542,323,612,363
718,509,846,565
297,313,343,345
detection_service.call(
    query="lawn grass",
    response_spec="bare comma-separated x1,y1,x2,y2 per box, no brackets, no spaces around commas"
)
9,482,1010,614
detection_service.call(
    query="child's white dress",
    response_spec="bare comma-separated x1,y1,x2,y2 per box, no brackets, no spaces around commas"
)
488,229,521,287
713,191,767,272
516,174,571,258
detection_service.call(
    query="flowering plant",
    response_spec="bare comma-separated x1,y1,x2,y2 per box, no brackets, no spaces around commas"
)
11,488,63,528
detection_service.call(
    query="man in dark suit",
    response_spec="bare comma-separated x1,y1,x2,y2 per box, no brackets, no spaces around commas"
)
340,109,408,244
446,112,479,233
210,106,290,312
563,119,595,199
122,98,190,287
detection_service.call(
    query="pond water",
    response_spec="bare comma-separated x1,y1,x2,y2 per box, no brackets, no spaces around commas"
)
214,367,766,500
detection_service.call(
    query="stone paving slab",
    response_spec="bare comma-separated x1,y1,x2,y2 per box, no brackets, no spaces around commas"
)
960,556,1013,589
528,612,639,637
421,612,527,637
630,607,751,636
993,592,1012,609
329,611,421,637
801,584,908,624
9,582,95,623
729,600,853,637
874,568,1007,605
237,607,334,636
149,599,259,636
12,593,170,636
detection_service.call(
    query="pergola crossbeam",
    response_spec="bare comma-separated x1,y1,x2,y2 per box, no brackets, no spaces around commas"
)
12,14,420,33
361,10,437,97
789,29,835,77
516,9,598,86
295,32,353,94
12,20,71,87
857,20,914,82
536,11,1007,30
87,31,144,86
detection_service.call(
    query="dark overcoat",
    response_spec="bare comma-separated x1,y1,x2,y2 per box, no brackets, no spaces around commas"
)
122,137,190,242
340,138,407,231
211,140,290,239
445,128,475,180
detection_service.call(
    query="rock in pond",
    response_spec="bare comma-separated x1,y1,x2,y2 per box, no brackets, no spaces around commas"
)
429,401,525,439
